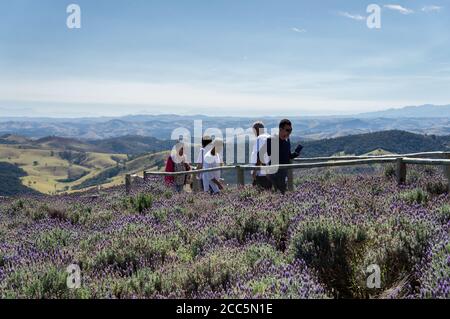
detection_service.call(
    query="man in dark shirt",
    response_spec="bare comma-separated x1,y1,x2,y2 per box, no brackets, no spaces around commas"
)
266,119,303,194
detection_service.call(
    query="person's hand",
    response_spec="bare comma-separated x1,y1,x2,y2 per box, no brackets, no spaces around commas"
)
295,144,303,155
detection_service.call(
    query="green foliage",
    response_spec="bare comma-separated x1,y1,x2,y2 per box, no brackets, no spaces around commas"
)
0,253,5,267
301,130,446,158
4,266,68,299
10,199,24,212
87,233,180,270
436,204,450,224
266,208,295,251
290,218,367,298
123,194,153,214
0,162,37,196
35,228,72,252
72,166,123,190
400,189,429,205
426,181,448,196
40,204,68,221
384,165,396,179
239,187,258,201
163,190,173,199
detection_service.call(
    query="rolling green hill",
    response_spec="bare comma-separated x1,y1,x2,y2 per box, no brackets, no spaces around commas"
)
0,162,38,196
299,130,449,157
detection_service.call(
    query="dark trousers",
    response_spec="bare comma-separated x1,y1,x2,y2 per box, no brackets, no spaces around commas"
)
269,171,287,194
253,175,272,190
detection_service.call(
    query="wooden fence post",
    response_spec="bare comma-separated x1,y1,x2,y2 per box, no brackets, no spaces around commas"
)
192,173,201,193
236,166,245,187
445,154,450,193
396,158,407,185
287,161,294,192
125,174,132,195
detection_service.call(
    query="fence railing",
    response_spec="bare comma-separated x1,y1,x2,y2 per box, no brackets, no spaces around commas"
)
125,151,450,194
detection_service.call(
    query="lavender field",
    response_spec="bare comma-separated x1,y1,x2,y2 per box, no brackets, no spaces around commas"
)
0,166,449,299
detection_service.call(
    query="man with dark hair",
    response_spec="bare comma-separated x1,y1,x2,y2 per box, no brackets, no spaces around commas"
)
265,119,303,194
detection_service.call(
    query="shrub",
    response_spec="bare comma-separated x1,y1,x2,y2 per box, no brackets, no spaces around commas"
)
11,199,24,211
4,266,68,299
89,234,179,270
163,191,173,199
125,194,153,214
289,219,368,298
85,210,113,227
153,208,168,223
267,209,294,251
0,253,5,267
28,207,47,221
41,205,68,221
226,212,266,242
436,205,450,224
35,228,72,252
407,171,421,184
384,165,396,179
239,187,258,201
400,189,429,205
426,181,448,196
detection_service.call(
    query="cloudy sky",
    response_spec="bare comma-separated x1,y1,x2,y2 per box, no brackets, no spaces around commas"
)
1,0,449,117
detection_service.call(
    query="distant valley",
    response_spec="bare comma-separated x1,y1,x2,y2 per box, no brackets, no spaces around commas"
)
1,129,449,196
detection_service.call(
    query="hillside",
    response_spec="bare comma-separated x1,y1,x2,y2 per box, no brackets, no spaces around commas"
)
0,144,128,195
1,130,449,196
300,130,449,158
71,151,169,191
89,135,173,155
0,162,38,196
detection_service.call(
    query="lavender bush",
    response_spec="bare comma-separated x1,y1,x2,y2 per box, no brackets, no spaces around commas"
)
0,165,448,299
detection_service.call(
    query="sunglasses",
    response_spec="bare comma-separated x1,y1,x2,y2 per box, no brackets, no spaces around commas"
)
283,127,292,133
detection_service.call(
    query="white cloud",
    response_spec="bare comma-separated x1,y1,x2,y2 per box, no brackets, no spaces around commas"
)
338,11,366,21
383,4,414,15
421,5,443,12
291,27,307,33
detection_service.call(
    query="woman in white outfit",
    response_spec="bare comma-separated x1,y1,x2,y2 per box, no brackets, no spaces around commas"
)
202,138,225,194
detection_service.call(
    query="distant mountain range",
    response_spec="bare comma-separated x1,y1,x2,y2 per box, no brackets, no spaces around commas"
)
1,104,450,140
358,104,450,118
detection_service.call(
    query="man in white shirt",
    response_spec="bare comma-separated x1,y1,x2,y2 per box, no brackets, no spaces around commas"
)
250,121,272,190
202,138,225,194
195,135,213,190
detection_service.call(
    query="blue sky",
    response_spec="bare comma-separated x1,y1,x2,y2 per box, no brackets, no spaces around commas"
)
0,0,449,117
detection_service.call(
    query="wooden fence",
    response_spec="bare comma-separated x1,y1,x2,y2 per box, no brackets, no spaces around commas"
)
125,151,450,194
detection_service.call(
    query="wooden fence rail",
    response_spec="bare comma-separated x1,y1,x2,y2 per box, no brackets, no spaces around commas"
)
292,151,449,163
125,151,450,194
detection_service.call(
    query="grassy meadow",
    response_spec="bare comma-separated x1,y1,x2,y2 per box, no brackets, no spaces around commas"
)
0,144,130,194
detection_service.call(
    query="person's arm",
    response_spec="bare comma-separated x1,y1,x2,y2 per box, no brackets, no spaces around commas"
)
266,137,272,157
289,141,303,159
211,178,224,190
196,149,204,170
